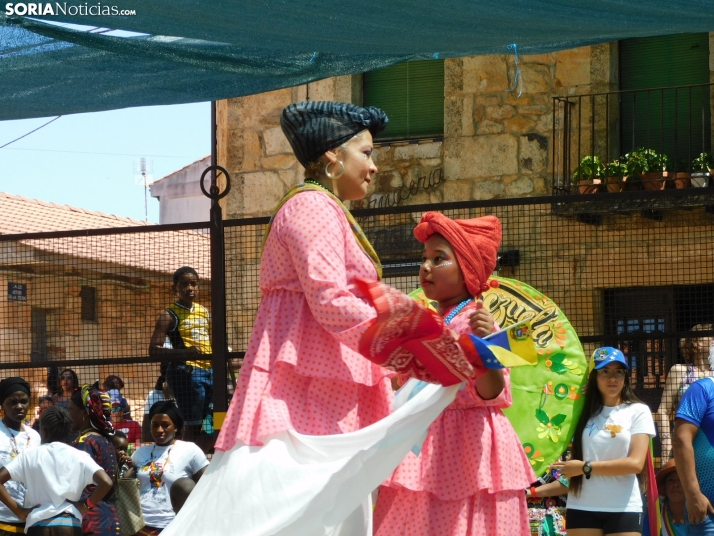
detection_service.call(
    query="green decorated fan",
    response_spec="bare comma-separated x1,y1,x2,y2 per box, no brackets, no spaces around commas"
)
408,276,587,477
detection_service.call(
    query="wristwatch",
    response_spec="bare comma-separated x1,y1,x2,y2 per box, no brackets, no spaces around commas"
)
582,461,593,480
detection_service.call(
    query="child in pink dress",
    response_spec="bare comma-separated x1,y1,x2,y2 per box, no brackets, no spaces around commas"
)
374,212,536,536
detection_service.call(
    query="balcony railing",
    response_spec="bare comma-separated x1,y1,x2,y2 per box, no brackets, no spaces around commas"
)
552,82,713,195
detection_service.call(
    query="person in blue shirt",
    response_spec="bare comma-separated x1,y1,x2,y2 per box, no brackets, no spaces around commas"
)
674,372,714,535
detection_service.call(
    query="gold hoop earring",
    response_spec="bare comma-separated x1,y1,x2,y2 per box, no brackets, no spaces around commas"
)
325,160,345,180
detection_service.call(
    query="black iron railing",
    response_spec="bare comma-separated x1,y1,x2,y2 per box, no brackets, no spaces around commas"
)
553,82,713,195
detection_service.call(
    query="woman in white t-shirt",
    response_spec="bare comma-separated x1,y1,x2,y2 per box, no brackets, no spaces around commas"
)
551,346,656,536
0,378,41,535
0,406,113,536
123,401,208,535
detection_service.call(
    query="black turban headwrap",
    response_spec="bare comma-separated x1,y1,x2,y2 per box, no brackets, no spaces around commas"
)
149,400,184,432
280,101,388,167
0,378,30,404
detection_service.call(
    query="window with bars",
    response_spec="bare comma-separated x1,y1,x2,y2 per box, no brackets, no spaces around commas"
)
604,284,714,462
30,307,47,362
604,284,714,400
80,285,97,322
363,59,444,141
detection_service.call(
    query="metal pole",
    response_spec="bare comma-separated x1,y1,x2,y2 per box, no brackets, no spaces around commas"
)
552,98,557,190
208,100,228,432
144,172,148,222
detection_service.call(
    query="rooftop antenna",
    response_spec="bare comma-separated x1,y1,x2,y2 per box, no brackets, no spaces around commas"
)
132,157,154,221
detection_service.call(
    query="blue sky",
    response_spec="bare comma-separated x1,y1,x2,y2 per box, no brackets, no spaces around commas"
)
0,102,211,223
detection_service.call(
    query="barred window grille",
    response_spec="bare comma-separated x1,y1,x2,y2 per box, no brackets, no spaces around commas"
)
30,307,48,362
80,286,97,322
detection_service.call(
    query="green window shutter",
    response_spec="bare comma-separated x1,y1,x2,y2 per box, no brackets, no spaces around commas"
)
363,59,444,141
620,33,711,169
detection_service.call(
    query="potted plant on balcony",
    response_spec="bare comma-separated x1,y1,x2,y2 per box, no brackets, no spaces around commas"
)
624,149,646,190
691,152,713,187
668,158,691,189
643,148,669,190
626,148,668,190
602,159,627,192
572,156,603,194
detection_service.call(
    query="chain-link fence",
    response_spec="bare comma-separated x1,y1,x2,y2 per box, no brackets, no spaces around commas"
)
2,188,714,461
0,223,213,444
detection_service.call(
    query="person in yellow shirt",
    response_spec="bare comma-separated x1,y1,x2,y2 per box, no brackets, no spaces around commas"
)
149,266,212,450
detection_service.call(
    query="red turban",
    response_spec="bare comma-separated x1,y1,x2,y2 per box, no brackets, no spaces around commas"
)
414,212,502,297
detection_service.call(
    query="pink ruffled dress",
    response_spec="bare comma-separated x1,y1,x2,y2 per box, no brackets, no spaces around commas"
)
374,302,536,536
215,190,393,450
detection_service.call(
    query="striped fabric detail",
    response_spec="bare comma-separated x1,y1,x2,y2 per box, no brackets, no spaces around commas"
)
33,513,80,528
280,101,388,167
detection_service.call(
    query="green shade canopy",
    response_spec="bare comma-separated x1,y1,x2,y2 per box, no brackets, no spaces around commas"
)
2,1,714,120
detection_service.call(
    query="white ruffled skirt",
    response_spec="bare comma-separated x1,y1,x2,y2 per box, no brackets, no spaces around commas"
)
161,381,459,536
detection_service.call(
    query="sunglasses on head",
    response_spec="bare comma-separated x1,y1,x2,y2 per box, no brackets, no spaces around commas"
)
111,406,124,413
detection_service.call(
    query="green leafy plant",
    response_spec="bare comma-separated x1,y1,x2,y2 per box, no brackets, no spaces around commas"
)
624,149,647,177
572,156,604,183
692,152,714,173
603,159,627,179
625,148,669,176
647,149,669,172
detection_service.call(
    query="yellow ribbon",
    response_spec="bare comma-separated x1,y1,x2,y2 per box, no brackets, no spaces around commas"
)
0,522,24,533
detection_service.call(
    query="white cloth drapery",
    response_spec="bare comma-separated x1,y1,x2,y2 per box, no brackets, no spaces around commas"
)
161,381,459,536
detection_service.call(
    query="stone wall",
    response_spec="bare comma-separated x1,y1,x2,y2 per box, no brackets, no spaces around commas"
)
217,37,714,215
362,43,619,206
217,44,625,215
217,77,356,218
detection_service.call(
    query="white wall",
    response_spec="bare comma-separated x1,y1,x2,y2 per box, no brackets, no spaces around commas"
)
150,156,211,224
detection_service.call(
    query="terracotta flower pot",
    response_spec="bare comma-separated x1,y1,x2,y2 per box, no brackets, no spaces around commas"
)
622,176,642,191
578,179,600,194
605,176,623,193
673,172,691,189
642,171,666,191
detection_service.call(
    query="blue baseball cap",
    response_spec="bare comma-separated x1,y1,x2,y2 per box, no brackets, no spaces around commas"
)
592,346,629,370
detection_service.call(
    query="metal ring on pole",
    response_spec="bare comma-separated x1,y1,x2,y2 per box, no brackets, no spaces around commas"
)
200,165,231,200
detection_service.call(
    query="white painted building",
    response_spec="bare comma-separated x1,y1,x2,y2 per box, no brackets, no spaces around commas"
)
149,156,211,224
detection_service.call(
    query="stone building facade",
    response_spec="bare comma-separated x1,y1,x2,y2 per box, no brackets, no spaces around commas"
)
215,43,624,216
214,38,714,421
216,36,714,216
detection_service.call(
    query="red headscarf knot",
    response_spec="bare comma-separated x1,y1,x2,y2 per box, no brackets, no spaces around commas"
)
414,212,502,298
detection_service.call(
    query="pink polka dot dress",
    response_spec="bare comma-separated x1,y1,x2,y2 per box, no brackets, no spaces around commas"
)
374,303,536,536
214,190,393,451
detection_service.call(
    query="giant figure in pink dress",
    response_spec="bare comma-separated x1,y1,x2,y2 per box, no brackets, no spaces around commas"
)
162,102,484,536
374,212,536,536
216,104,392,448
